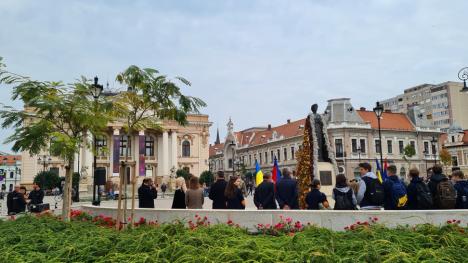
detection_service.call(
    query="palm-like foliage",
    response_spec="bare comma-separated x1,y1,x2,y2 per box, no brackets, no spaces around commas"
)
0,57,113,220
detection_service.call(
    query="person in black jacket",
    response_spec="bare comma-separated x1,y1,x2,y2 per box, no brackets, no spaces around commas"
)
254,173,277,209
209,171,227,209
225,176,245,209
7,185,27,215
275,168,299,209
28,183,44,205
171,177,187,209
138,178,157,208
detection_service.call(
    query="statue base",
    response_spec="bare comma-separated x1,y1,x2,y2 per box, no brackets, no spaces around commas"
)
316,162,336,196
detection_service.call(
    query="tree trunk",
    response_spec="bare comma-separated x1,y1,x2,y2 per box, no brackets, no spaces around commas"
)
116,161,125,230
130,165,137,228
61,158,74,221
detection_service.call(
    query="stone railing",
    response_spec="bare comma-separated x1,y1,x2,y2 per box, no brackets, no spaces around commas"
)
80,205,467,231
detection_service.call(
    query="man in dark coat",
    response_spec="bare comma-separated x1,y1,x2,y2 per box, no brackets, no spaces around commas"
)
427,165,447,197
7,185,26,215
254,173,277,209
28,183,44,205
275,168,299,209
209,171,227,209
138,178,157,208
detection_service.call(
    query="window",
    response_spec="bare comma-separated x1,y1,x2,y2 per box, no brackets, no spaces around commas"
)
351,139,358,153
291,146,295,160
360,139,366,153
410,141,416,150
259,153,262,164
228,159,233,168
249,155,252,166
277,149,281,162
144,136,154,156
452,156,458,166
387,140,393,154
424,141,429,154
432,144,437,155
119,136,131,157
451,136,455,143
335,139,344,158
265,152,268,164
96,136,107,156
182,140,190,157
399,141,404,154
9,171,14,178
284,148,288,161
375,139,381,154
271,151,274,163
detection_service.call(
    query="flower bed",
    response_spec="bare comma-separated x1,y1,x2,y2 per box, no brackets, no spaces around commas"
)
0,213,466,262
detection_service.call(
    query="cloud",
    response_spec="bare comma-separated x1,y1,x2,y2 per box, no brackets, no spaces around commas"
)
0,0,467,152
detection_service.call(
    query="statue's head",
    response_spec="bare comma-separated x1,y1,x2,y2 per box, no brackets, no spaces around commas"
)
311,104,318,114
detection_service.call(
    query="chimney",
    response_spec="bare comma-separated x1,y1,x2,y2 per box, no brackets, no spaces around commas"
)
267,124,271,130
360,107,366,111
287,119,291,124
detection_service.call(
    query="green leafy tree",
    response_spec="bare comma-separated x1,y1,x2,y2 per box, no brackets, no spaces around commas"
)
112,65,206,228
402,144,416,180
199,170,214,186
0,57,112,221
176,169,191,181
33,171,61,190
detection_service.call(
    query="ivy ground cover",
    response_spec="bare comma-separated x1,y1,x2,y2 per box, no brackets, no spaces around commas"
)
0,214,466,263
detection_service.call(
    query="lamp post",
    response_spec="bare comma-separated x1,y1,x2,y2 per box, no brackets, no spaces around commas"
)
1,157,7,193
91,76,103,206
458,67,468,93
423,150,429,176
373,102,384,167
37,155,51,172
229,141,236,178
431,136,438,165
13,158,18,187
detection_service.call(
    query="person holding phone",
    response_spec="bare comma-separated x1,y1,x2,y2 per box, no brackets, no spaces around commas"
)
7,185,27,215
138,178,157,208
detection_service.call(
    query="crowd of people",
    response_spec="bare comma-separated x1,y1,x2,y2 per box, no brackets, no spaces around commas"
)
137,163,468,211
5,183,45,215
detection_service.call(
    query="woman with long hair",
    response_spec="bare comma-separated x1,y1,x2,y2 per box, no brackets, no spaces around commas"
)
224,176,245,209
332,174,357,210
185,176,204,209
171,177,187,209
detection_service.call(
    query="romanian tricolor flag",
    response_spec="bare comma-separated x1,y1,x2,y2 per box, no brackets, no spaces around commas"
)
272,158,282,183
255,160,263,186
375,159,388,184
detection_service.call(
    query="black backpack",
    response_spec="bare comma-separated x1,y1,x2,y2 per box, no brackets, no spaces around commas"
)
415,182,433,209
365,178,385,206
435,178,456,209
333,189,355,210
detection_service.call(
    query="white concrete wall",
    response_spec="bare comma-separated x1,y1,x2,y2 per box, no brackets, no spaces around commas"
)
80,205,468,231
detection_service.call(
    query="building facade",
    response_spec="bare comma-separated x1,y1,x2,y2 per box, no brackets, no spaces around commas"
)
0,154,21,192
210,98,441,183
380,82,468,131
441,128,468,174
21,114,211,190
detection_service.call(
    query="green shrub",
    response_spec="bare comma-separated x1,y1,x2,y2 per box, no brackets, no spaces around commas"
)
199,170,214,186
176,169,190,181
33,171,61,190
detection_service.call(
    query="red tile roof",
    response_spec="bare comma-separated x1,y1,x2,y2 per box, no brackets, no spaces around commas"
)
0,155,21,165
357,110,415,131
209,143,224,156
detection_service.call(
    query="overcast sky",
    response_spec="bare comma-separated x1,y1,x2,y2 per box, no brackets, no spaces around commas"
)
1,0,467,153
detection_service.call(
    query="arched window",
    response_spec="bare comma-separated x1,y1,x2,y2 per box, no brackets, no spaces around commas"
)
96,135,107,156
145,136,155,156
182,140,190,157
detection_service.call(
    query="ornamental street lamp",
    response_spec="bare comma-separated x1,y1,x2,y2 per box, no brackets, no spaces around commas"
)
431,136,438,165
458,67,468,93
373,102,384,167
37,155,52,171
91,76,103,206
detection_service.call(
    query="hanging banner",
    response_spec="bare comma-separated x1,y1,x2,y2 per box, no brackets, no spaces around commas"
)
139,134,145,176
112,135,120,176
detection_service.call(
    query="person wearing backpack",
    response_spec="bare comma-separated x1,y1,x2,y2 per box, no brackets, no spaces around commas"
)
356,163,384,209
451,170,468,209
332,174,357,210
428,165,456,209
406,168,433,210
382,165,407,210
305,179,330,210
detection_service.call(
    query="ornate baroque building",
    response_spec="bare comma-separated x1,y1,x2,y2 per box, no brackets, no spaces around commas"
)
210,98,441,184
21,114,211,190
